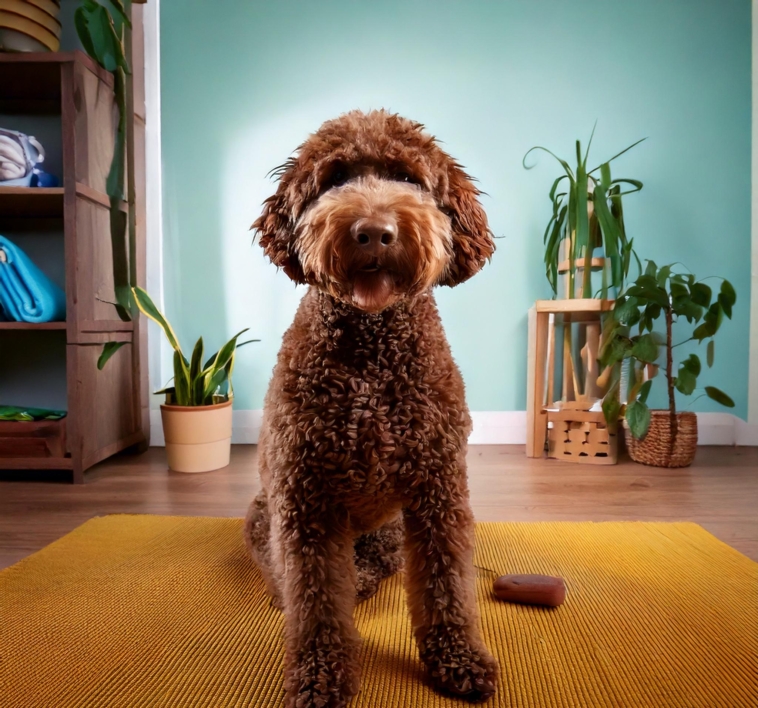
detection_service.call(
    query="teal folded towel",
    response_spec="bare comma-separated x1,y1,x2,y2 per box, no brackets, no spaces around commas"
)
0,236,65,323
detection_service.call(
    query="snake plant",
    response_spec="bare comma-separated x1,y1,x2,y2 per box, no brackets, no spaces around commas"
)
523,127,645,299
130,287,258,406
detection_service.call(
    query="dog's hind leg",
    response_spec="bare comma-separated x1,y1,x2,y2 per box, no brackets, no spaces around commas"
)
354,515,404,602
243,491,283,608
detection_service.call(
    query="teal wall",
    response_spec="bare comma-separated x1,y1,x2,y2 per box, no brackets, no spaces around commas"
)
160,0,751,417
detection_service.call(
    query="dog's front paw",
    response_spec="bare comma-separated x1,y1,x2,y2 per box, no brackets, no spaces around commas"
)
422,639,499,702
284,650,361,708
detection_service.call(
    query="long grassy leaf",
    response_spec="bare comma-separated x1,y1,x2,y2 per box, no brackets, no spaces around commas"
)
131,286,183,357
174,350,190,405
588,138,647,174
583,121,598,168
523,146,575,179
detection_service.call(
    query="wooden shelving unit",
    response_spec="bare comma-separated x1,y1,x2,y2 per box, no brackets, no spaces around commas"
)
0,38,149,482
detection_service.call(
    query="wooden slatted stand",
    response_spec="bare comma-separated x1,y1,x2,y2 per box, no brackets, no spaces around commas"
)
526,298,617,464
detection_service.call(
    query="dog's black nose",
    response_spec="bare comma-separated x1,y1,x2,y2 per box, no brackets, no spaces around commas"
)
351,217,397,255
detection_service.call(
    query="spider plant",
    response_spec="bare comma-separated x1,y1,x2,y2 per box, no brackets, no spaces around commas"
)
130,287,258,406
523,127,645,299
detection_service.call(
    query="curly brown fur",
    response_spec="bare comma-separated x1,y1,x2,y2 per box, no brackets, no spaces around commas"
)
246,110,497,708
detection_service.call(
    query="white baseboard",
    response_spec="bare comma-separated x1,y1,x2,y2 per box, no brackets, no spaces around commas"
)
150,409,758,446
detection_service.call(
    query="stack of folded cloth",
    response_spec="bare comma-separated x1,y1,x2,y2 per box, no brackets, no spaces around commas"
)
0,236,65,323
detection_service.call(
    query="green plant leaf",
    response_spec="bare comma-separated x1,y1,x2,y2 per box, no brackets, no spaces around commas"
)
602,389,622,427
202,367,228,403
588,137,647,174
693,302,723,341
190,337,204,383
682,353,701,377
522,146,576,178
131,287,183,356
670,282,688,300
690,282,712,307
672,296,703,324
656,265,671,288
707,340,714,368
613,296,639,324
74,7,98,59
675,366,697,396
644,260,657,278
717,293,733,319
626,400,651,439
97,341,127,370
638,379,653,404
600,334,632,368
704,386,735,408
631,333,659,364
202,329,251,373
174,350,190,405
720,279,736,308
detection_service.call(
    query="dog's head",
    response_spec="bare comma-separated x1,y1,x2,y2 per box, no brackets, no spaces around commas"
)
253,110,494,313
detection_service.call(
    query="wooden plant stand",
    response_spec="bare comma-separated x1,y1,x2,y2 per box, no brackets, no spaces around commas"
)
526,298,617,464
0,12,149,482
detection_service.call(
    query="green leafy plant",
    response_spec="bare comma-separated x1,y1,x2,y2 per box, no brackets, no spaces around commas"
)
599,261,736,439
127,287,258,406
76,0,136,367
523,127,645,298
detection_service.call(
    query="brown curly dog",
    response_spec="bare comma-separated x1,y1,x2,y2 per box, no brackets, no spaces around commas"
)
244,109,498,707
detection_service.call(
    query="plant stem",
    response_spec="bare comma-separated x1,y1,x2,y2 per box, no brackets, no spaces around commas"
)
665,304,678,459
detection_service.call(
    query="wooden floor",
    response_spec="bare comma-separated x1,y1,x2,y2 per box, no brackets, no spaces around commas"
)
1,445,757,570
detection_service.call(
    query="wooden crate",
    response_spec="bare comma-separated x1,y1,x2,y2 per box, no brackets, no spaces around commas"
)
546,409,617,465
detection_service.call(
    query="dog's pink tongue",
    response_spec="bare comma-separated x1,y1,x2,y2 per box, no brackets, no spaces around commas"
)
352,271,395,312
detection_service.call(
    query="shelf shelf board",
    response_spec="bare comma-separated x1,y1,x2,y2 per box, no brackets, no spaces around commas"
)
0,321,66,330
0,184,124,218
0,187,64,218
0,51,113,114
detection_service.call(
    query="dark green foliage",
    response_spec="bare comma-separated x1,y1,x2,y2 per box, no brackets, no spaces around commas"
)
524,127,645,298
600,262,735,439
132,287,259,406
76,1,137,360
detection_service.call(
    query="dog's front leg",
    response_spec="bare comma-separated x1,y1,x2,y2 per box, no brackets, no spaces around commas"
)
403,482,499,702
276,504,362,708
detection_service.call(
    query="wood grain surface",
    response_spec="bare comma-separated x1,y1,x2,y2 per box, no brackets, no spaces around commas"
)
1,444,756,569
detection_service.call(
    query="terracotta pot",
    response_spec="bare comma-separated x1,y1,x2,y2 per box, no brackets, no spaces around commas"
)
160,400,232,473
625,410,698,468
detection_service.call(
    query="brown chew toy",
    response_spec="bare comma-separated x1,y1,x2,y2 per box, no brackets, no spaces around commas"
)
492,574,566,607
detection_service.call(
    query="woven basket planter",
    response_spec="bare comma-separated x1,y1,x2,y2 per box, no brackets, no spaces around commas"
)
625,410,698,468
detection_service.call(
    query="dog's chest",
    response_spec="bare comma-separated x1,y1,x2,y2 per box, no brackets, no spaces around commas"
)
284,315,465,498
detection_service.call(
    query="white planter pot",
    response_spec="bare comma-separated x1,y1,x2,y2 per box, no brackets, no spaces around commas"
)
160,400,232,473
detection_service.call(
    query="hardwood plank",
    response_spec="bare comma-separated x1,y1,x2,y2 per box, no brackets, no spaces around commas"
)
0,445,755,570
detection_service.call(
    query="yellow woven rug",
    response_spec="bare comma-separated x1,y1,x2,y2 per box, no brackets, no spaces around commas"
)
1,516,756,707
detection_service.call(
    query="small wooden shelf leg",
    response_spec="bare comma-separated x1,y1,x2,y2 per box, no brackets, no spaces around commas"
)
526,307,549,457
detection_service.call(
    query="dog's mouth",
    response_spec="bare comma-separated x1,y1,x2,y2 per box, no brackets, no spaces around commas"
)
351,261,397,312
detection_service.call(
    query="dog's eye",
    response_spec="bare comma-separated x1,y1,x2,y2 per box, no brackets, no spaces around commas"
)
329,167,348,187
393,171,414,183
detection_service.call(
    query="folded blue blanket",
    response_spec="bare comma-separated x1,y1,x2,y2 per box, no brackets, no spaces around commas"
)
0,236,66,323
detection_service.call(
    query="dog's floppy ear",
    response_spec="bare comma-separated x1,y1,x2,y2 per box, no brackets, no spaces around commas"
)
252,158,307,284
438,164,494,286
